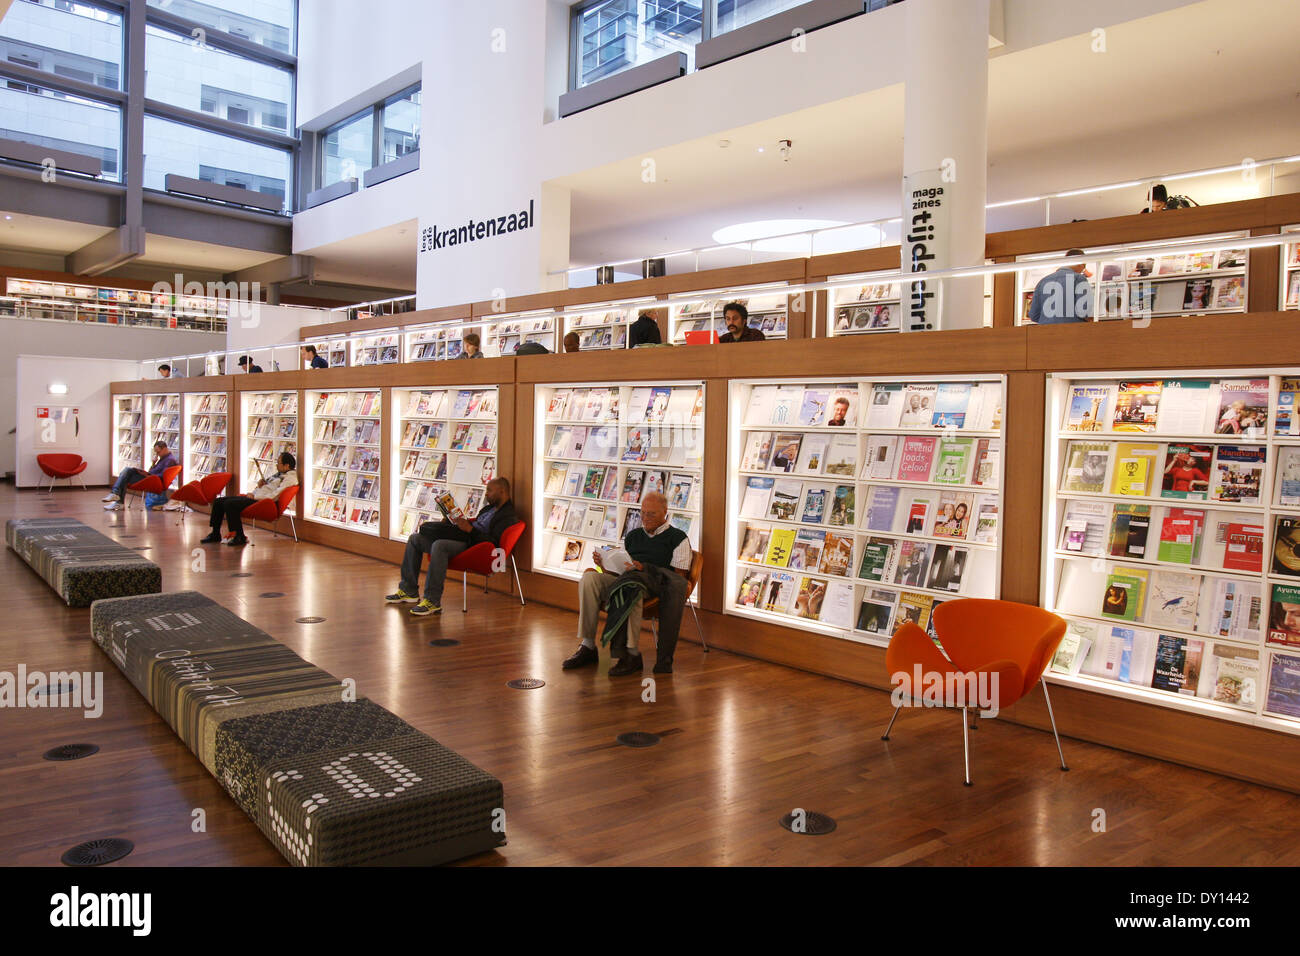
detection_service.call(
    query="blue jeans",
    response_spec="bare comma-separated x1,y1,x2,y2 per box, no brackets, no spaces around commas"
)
399,529,470,603
111,467,145,501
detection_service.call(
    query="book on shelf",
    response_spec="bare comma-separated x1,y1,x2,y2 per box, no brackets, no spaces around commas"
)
819,580,855,629
864,485,901,532
1265,652,1300,718
765,528,796,568
898,385,937,428
818,533,853,577
739,525,770,563
1107,503,1151,559
1274,516,1300,578
926,545,968,593
933,439,973,485
894,541,931,587
1156,508,1205,564
972,497,999,545
896,591,935,632
1049,620,1095,675
1109,443,1160,497
931,491,974,540
856,588,897,636
1061,441,1111,493
1112,381,1162,432
931,383,972,429
741,432,773,471
1215,379,1269,436
1221,521,1265,572
828,485,855,527
1210,445,1265,503
1150,633,1204,695
762,571,798,613
1146,570,1201,632
1160,443,1212,499
866,384,904,428
1277,446,1300,505
788,529,825,572
864,435,899,480
769,434,803,473
1268,583,1300,646
896,436,937,482
1101,566,1149,621
795,433,829,474
799,485,828,524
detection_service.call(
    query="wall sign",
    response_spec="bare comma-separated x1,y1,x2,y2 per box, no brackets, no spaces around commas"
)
901,169,951,332
36,406,80,448
419,199,535,254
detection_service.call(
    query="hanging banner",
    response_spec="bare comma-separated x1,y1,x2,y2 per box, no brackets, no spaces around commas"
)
901,168,952,332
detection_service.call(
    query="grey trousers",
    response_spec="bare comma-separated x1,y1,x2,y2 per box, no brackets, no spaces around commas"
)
399,531,469,603
578,570,643,656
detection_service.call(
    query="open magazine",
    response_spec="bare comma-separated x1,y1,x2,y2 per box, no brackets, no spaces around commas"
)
594,546,635,574
433,491,465,522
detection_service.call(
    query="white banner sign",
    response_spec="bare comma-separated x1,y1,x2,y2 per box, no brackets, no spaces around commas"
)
901,169,951,332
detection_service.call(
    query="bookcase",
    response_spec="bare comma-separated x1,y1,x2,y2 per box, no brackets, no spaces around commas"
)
727,376,1006,644
1016,235,1249,323
561,306,632,351
1043,369,1300,735
304,388,383,535
669,291,789,343
113,395,143,474
184,392,229,483
532,380,706,581
301,334,348,368
242,391,298,489
827,275,903,335
388,386,500,540
350,330,401,366
1282,227,1299,310
486,313,557,356
146,393,180,456
405,322,478,362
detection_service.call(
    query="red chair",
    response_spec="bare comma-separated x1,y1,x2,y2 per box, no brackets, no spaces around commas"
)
240,485,300,542
446,521,526,611
169,471,233,522
36,453,88,493
126,464,182,510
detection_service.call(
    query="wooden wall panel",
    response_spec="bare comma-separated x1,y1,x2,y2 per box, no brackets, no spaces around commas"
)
991,255,1016,329
303,304,469,340
700,377,729,614
1000,371,1044,604
1248,226,1282,313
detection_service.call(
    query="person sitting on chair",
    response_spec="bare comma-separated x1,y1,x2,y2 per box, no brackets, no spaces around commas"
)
562,491,691,676
200,452,297,547
386,477,518,616
103,440,177,511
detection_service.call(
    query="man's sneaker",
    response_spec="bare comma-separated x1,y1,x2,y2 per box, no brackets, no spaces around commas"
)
103,501,122,511
410,599,441,616
562,645,599,670
101,493,117,502
163,500,185,511
385,589,419,604
609,653,644,677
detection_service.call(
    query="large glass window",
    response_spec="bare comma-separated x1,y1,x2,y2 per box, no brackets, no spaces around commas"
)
380,85,419,163
146,0,296,55
0,81,120,177
320,108,372,187
144,114,290,209
574,0,699,90
713,0,806,34
144,24,293,132
0,0,123,90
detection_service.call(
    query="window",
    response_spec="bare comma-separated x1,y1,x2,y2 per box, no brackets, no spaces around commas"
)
712,0,807,34
0,82,121,178
380,85,420,163
0,0,123,90
146,0,296,55
320,108,373,188
144,25,293,133
573,0,700,90
144,115,290,209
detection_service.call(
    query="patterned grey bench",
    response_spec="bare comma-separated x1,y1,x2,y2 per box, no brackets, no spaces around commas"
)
6,517,161,607
90,590,506,866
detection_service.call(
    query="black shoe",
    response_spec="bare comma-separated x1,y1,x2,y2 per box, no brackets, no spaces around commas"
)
562,645,599,670
200,532,221,544
226,535,249,547
609,653,644,677
653,660,673,675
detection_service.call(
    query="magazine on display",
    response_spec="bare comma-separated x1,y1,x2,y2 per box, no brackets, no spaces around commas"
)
1205,578,1262,639
1155,379,1212,434
1151,634,1205,695
1274,516,1300,578
1160,443,1212,499
866,384,904,428
933,439,973,485
1268,583,1300,646
1210,446,1265,503
1156,508,1205,564
1061,441,1111,493
741,432,774,471
828,485,855,527
1215,380,1269,436
931,383,972,429
1101,566,1149,621
1109,443,1160,497
822,435,858,476
795,433,830,474
864,435,900,480
896,436,937,482
1278,446,1300,506
769,433,803,473
1112,381,1162,431
856,588,898,636
1050,620,1095,675
864,486,901,532
1107,504,1151,559
1060,500,1110,554
1266,652,1300,718
899,385,937,428
1279,379,1300,436
1220,521,1265,572
1146,570,1202,632
1064,384,1113,432
857,537,897,583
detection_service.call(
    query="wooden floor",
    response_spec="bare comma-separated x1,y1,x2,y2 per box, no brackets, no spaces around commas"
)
3,483,1299,867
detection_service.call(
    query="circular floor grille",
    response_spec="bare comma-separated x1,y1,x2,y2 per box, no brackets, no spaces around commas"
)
617,732,661,748
43,743,99,761
506,678,545,690
33,680,77,700
260,592,285,598
230,572,254,577
131,546,151,551
296,616,326,624
61,837,134,866
779,811,837,835
429,638,460,647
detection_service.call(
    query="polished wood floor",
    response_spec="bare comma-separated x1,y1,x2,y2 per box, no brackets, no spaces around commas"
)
3,483,1299,867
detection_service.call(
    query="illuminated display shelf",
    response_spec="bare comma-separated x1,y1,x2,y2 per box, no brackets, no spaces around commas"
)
184,392,229,483
305,389,383,536
1281,226,1299,311
561,306,632,351
145,394,181,459
113,395,143,475
669,291,789,343
242,391,298,489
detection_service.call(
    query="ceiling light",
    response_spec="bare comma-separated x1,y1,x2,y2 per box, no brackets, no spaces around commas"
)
756,147,764,153
47,383,68,395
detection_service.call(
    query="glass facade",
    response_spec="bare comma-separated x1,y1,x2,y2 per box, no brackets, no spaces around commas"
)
381,85,420,164
320,108,372,188
574,0,700,90
713,0,807,33
0,77,120,177
315,84,422,192
0,0,123,90
144,115,290,208
145,0,296,55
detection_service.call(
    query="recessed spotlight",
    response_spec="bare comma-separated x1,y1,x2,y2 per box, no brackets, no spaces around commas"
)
717,139,731,149
3,215,11,221
756,147,765,153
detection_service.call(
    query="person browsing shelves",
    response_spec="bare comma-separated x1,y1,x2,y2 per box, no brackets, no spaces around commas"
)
457,333,483,358
717,301,764,343
386,477,518,616
563,331,581,353
103,440,178,510
200,452,297,547
1027,249,1093,324
302,345,329,369
562,491,691,676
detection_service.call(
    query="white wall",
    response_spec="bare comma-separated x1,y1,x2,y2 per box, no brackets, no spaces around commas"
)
0,318,223,477
14,354,142,489
225,302,331,351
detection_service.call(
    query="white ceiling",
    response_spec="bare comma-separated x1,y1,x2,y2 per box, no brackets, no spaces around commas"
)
137,234,282,273
303,219,418,290
0,212,112,257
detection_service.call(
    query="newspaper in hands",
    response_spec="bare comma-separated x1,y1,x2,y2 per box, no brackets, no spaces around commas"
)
596,546,634,575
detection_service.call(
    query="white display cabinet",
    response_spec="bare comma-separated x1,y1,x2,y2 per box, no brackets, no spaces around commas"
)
1281,226,1299,310
827,273,903,335
485,311,558,356
304,388,383,535
1017,233,1250,324
350,329,401,367
388,386,500,540
300,334,349,368
1042,368,1300,736
184,392,229,483
533,380,706,584
242,391,298,488
145,393,181,455
669,290,789,343
726,375,1006,644
405,321,481,362
561,306,633,351
113,395,143,474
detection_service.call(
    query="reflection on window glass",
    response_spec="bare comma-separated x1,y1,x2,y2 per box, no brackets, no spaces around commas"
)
0,83,120,178
146,0,296,54
144,115,290,210
144,25,293,132
0,0,123,90
714,0,807,34
380,86,419,164
575,0,698,90
321,109,372,187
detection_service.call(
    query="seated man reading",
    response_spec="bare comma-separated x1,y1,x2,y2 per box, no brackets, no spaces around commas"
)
200,452,297,547
562,491,691,676
387,477,518,616
103,440,177,511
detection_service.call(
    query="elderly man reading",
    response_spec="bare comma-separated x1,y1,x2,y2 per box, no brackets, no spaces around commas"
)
562,491,691,676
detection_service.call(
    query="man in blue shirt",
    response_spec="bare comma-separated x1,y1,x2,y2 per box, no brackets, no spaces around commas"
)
386,476,519,616
103,441,178,510
1027,249,1092,324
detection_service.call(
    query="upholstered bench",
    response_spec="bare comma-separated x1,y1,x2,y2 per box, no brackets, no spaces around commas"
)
89,590,505,866
6,517,161,607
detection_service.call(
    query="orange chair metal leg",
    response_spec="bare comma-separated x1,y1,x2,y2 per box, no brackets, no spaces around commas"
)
881,703,901,741
1041,682,1069,771
962,706,972,787
512,557,525,607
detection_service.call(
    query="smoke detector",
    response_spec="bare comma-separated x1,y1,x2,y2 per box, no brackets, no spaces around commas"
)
778,139,792,163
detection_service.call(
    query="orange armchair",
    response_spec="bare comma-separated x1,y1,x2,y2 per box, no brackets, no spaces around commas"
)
169,471,233,522
446,521,526,611
881,598,1068,786
240,485,300,542
36,453,88,493
126,464,182,509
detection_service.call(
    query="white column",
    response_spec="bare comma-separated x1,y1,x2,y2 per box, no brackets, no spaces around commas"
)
900,0,990,331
